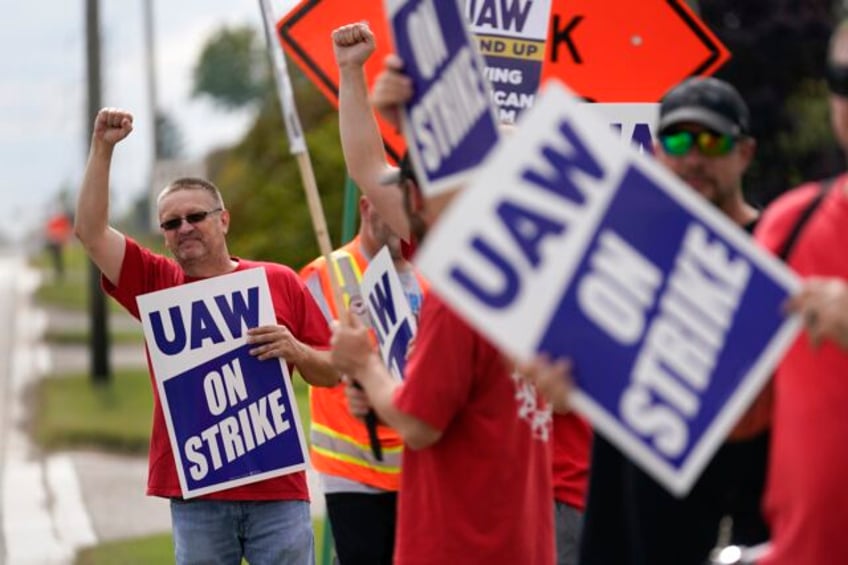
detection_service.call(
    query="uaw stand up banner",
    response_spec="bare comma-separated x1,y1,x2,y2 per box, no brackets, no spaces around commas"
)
361,247,419,381
416,81,802,496
137,268,308,498
386,0,500,196
465,0,552,124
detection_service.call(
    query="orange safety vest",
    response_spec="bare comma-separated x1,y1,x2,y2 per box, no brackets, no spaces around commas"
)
300,235,427,491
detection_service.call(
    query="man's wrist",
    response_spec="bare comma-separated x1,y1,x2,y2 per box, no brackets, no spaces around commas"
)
337,62,366,74
90,141,115,159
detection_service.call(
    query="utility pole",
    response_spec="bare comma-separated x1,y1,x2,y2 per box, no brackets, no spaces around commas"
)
143,0,160,162
85,0,111,384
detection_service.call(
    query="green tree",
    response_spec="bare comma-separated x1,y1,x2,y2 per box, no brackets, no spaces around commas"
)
699,0,842,205
192,24,346,270
192,26,270,109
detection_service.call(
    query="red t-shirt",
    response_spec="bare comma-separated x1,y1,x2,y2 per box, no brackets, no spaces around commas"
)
103,238,331,501
552,413,591,511
392,295,555,565
755,178,848,564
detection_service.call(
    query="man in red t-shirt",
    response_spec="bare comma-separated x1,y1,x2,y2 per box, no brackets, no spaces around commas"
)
755,20,848,565
331,25,557,564
335,23,586,563
74,108,339,564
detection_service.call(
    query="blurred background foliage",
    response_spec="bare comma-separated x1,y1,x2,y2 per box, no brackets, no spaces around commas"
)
192,24,346,271
698,0,844,205
139,2,848,270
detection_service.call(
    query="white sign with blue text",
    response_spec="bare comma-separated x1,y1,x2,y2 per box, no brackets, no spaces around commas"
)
361,247,418,381
591,103,659,156
415,81,802,495
465,0,553,125
386,0,501,196
137,268,308,499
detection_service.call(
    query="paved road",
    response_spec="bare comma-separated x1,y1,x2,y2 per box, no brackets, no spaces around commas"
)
0,250,89,564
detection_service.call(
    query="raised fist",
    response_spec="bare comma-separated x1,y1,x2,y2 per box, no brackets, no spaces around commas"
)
93,108,133,146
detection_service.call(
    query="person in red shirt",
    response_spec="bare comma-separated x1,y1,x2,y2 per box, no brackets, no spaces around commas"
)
331,28,557,563
330,181,558,565
299,194,427,565
578,77,771,565
74,107,339,564
755,20,848,564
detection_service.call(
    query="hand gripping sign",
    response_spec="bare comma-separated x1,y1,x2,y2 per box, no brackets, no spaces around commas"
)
385,0,501,196
137,268,308,498
415,81,802,496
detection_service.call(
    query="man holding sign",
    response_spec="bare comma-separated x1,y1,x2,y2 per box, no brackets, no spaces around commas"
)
578,77,771,565
300,189,426,564
331,227,556,565
336,18,588,564
74,108,338,564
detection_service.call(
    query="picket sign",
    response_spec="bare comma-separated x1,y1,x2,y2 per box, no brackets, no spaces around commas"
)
415,81,801,495
137,268,308,498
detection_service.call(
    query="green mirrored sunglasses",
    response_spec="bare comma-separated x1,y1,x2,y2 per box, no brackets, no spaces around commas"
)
659,130,737,157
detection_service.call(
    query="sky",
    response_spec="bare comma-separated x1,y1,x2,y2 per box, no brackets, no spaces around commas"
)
0,0,296,244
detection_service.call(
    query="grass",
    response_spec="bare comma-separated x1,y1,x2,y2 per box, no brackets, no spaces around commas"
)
34,369,312,455
75,533,174,565
33,245,125,313
34,369,154,454
31,239,162,312
43,328,144,345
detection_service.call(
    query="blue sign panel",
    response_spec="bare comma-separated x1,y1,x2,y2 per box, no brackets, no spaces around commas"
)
164,344,306,492
387,0,500,195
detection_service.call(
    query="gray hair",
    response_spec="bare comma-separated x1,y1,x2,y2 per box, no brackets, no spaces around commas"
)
157,177,225,207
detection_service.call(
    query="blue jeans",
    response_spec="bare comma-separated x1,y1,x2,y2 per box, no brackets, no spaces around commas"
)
170,499,314,565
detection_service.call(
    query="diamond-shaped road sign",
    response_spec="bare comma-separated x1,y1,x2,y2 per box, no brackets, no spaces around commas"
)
276,0,730,161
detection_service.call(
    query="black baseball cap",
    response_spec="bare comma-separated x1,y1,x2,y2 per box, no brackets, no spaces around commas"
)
658,77,750,137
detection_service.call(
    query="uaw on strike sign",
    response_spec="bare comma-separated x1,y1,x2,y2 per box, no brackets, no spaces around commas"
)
137,268,308,498
361,246,419,382
416,82,802,495
386,0,501,196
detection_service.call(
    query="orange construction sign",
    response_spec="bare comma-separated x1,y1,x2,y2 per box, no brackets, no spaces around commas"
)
277,1,404,161
276,0,729,162
543,0,729,102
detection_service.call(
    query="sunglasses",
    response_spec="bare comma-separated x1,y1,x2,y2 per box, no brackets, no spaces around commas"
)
160,208,223,231
659,130,737,157
826,63,848,97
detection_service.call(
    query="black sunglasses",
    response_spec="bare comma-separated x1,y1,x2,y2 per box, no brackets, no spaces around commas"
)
826,62,848,97
160,208,223,231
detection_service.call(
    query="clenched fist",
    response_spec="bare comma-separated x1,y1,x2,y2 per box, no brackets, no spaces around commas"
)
93,108,133,147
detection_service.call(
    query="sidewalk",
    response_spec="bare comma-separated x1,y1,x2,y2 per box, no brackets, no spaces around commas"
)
36,304,326,547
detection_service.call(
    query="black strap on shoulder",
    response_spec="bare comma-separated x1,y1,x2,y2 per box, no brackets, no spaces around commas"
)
777,176,837,261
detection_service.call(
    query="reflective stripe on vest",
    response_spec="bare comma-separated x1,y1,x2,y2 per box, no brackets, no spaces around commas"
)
329,250,372,327
311,422,402,473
